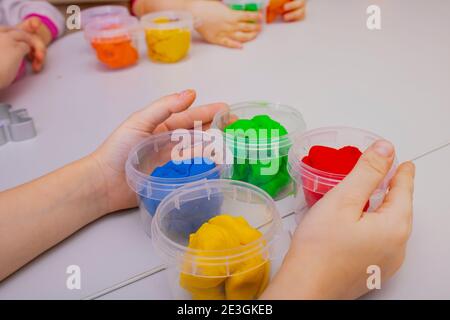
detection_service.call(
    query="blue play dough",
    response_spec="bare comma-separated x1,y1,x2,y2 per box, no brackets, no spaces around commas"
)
140,158,220,217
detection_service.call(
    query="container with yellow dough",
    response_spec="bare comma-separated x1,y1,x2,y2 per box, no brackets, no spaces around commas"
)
151,179,291,300
140,11,193,63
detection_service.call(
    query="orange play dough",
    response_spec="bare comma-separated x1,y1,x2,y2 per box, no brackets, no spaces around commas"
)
91,36,138,69
266,0,291,23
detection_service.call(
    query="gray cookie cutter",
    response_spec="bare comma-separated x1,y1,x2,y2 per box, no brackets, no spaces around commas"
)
0,103,37,146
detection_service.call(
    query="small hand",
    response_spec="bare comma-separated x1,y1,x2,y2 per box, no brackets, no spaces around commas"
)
90,90,228,214
283,0,306,22
262,140,415,299
17,17,50,72
0,27,33,89
188,0,262,49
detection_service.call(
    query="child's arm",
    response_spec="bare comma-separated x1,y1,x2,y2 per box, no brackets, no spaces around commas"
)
262,141,415,299
0,90,227,281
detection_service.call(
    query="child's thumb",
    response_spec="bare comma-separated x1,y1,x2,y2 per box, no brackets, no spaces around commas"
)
330,140,395,216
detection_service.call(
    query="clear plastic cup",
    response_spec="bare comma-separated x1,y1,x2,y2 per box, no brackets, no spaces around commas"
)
224,0,267,13
151,179,291,300
211,101,306,201
288,126,398,221
140,11,193,63
84,15,140,69
81,5,130,29
125,130,230,236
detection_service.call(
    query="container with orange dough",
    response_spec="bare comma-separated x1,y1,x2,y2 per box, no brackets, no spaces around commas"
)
84,16,140,69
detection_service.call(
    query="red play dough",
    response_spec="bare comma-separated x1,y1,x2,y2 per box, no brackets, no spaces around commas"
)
301,145,370,211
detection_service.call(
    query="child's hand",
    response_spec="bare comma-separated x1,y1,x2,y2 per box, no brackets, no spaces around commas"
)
17,16,49,72
282,0,306,22
0,27,34,89
188,0,262,49
90,90,228,214
262,140,415,299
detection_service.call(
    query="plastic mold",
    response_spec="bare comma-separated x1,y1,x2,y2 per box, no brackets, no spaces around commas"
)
0,103,37,146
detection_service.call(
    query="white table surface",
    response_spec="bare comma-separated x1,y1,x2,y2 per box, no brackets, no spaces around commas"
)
0,0,449,299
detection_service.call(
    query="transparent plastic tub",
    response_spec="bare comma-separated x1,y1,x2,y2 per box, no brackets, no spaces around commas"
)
81,5,130,29
211,101,306,202
140,11,193,63
84,15,140,69
151,179,291,300
126,130,229,236
288,126,398,222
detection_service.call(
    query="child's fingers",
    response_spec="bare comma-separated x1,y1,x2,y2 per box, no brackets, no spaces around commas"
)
0,26,13,32
31,48,46,72
14,41,31,55
219,37,243,49
127,90,197,133
8,29,34,45
154,103,228,133
18,16,40,33
283,8,306,22
328,140,396,218
230,31,258,43
236,22,261,33
27,17,42,33
378,162,415,222
237,11,262,23
284,0,305,12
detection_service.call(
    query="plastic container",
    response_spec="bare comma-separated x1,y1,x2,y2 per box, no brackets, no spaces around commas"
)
141,11,193,63
84,15,140,69
211,101,306,202
126,130,229,236
288,126,398,221
151,179,291,300
81,5,130,29
224,0,266,12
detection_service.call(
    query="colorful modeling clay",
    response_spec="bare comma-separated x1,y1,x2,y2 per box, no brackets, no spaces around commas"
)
266,0,291,23
227,2,263,12
225,115,290,198
301,146,370,210
141,157,220,218
180,215,270,300
144,17,191,63
91,36,138,69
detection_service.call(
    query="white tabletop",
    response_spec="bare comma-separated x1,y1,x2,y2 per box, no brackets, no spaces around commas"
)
0,0,449,299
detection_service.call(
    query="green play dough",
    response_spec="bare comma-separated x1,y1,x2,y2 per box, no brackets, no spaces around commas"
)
224,115,291,198
229,3,262,12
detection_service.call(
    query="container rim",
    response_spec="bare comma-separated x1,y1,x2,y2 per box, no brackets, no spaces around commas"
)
81,5,130,28
140,11,193,30
288,126,397,185
151,179,283,266
84,15,140,40
125,130,228,195
211,101,306,155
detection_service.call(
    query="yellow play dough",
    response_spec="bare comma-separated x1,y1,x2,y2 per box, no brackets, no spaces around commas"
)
179,214,271,300
144,17,190,63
